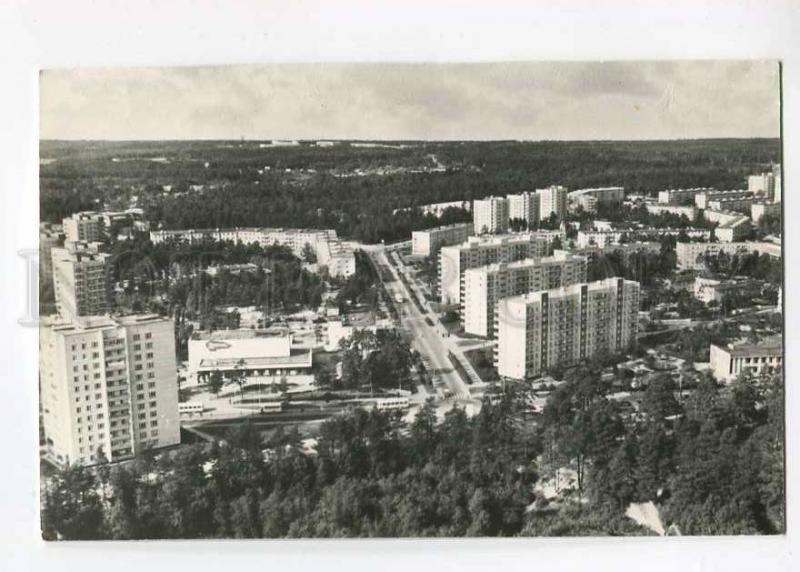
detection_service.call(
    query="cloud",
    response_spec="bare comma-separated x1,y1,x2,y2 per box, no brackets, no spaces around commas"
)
39,61,780,141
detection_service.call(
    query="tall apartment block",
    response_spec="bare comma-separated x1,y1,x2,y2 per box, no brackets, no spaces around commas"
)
473,196,509,235
51,241,111,320
438,231,565,306
462,251,587,337
63,212,106,243
40,314,180,467
537,185,568,221
39,223,65,283
748,172,776,199
506,192,540,226
496,277,640,380
411,222,472,257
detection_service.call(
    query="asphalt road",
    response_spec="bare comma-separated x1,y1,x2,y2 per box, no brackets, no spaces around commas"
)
370,249,473,399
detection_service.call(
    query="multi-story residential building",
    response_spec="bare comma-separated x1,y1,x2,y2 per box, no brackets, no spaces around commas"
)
63,212,105,243
51,241,111,320
506,192,540,226
675,241,781,270
567,187,624,213
657,187,716,205
748,172,776,198
39,223,65,282
710,335,782,382
462,251,587,337
702,209,752,242
438,231,565,306
694,189,752,210
576,227,712,248
495,277,640,380
411,222,472,257
706,195,754,214
149,227,356,277
473,196,510,234
39,314,180,467
643,203,698,219
538,185,568,221
751,201,781,223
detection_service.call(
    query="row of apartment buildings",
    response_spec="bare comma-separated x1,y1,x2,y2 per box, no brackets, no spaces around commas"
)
149,227,356,277
473,186,569,234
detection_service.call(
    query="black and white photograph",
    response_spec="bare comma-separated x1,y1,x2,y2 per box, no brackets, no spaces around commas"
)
34,59,785,540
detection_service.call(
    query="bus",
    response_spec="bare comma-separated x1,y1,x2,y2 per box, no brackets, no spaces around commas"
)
375,397,410,411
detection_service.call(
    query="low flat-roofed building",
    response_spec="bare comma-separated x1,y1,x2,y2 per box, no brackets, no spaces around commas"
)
693,277,739,303
187,328,312,384
644,202,698,219
710,335,782,382
412,222,472,257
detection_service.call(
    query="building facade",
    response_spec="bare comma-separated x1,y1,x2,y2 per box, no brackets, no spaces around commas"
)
411,222,471,257
40,314,180,467
149,227,356,277
51,241,111,320
710,335,782,382
473,196,510,235
751,201,781,223
495,278,640,380
657,187,716,205
506,192,540,226
63,212,105,243
538,185,568,221
438,231,565,306
462,252,587,337
675,241,781,270
568,187,624,213
694,189,752,210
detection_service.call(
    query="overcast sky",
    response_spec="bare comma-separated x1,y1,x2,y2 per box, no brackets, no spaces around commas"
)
40,61,780,141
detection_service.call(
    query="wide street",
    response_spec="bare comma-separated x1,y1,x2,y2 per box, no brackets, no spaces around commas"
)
369,248,475,401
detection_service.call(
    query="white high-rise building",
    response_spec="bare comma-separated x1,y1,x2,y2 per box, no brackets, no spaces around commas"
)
438,230,565,306
473,196,509,235
462,251,587,338
506,192,540,227
748,172,776,199
496,278,640,380
62,212,106,243
537,185,568,222
40,314,180,467
52,241,111,320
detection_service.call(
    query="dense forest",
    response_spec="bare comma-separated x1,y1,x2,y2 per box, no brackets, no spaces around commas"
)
41,363,783,539
40,138,780,243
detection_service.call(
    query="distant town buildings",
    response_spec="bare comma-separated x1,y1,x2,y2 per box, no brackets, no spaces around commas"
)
39,314,180,467
675,241,781,270
39,223,65,280
51,241,111,320
411,222,472,257
693,276,740,304
567,187,624,213
748,172,776,198
149,227,356,277
473,196,510,235
710,335,782,382
438,231,565,306
702,210,752,242
506,191,540,226
538,185,568,221
643,203,698,219
751,201,781,223
187,328,312,385
63,209,149,243
462,251,587,337
657,187,716,206
694,190,752,211
496,277,640,380
576,227,711,248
